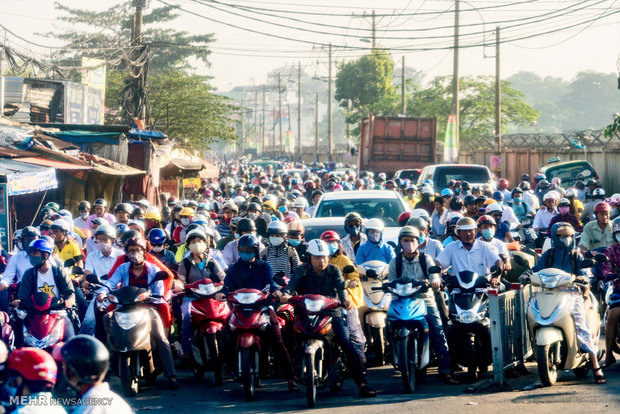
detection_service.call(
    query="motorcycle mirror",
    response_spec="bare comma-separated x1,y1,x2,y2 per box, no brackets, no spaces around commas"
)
490,265,502,277
64,258,75,267
387,241,397,250
342,265,355,274
366,269,377,278
513,255,529,268
578,258,596,269
153,271,169,282
595,253,609,263
72,266,84,275
427,265,441,274
86,273,102,285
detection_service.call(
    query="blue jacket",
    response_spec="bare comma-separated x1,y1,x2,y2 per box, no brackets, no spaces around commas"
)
532,223,586,276
224,259,278,293
355,238,396,265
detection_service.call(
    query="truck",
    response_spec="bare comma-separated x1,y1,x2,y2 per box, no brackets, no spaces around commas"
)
358,116,437,176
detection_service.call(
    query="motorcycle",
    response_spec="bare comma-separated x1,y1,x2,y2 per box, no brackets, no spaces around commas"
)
446,267,501,382
86,272,168,397
273,272,295,357
0,311,14,351
517,217,538,250
373,278,430,393
604,277,620,355
227,287,271,402
289,294,344,408
357,260,391,365
187,278,231,385
515,254,602,386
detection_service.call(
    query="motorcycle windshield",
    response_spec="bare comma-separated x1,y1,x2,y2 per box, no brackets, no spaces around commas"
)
388,297,426,321
451,294,480,311
26,314,57,340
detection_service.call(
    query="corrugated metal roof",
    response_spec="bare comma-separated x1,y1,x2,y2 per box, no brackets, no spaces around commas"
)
17,157,91,170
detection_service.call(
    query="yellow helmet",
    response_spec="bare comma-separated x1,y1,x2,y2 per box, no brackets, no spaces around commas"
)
180,207,195,217
145,210,161,221
262,200,276,211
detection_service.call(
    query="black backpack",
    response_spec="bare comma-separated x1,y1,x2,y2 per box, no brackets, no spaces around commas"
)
395,252,429,280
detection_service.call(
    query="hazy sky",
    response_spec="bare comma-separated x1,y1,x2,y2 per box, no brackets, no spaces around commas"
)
1,0,619,91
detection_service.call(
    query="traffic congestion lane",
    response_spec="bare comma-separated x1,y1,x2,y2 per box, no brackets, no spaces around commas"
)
117,358,620,413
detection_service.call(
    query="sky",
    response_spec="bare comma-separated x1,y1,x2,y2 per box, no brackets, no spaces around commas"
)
0,0,619,92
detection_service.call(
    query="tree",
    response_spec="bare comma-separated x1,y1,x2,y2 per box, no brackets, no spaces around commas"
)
562,71,620,130
407,75,539,143
335,49,397,124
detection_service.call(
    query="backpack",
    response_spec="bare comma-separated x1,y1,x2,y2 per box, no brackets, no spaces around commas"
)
183,256,217,280
545,248,580,274
395,252,429,280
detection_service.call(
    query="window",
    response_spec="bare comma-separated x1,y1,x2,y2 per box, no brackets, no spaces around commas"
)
434,167,491,189
315,198,405,227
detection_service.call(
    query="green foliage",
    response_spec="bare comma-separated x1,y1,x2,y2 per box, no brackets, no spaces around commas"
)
407,75,539,143
335,49,397,122
604,113,620,138
147,70,238,149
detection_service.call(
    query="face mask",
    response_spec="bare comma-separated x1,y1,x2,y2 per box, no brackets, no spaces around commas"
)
368,232,381,243
327,243,338,255
401,241,418,254
80,212,89,219
558,206,570,215
513,197,522,204
560,237,572,248
482,228,495,240
151,245,165,253
270,236,285,247
418,233,425,244
96,242,112,253
16,241,23,251
189,241,207,255
29,255,44,267
346,226,361,237
181,218,190,226
239,251,255,262
289,239,302,247
278,206,288,214
234,233,240,239
127,251,145,265
248,212,259,220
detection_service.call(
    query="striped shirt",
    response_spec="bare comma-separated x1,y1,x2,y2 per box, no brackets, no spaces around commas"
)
261,244,299,278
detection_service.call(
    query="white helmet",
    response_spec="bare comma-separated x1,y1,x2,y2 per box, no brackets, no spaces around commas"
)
486,203,503,214
365,218,385,232
411,208,430,220
233,196,246,204
543,191,559,201
456,217,477,232
307,239,330,257
293,197,308,208
593,188,606,197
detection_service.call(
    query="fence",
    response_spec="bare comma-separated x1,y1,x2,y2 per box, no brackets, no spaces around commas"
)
488,284,533,385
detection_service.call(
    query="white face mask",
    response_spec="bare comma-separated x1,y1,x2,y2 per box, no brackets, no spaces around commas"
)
401,241,418,254
181,218,191,226
248,212,259,220
189,241,207,255
80,212,89,219
269,236,285,247
368,232,381,243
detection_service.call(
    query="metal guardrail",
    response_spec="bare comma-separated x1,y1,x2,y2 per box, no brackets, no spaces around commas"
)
488,284,534,385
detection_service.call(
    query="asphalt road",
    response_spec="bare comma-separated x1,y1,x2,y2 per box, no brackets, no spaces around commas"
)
109,339,620,414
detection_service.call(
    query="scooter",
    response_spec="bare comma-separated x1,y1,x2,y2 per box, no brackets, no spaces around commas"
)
227,287,271,402
515,254,602,386
87,272,168,397
604,278,620,355
289,294,344,408
374,278,430,393
357,260,391,365
187,278,231,385
445,267,500,382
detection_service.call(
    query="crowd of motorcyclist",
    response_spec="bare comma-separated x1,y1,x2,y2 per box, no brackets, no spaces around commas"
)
0,161,619,411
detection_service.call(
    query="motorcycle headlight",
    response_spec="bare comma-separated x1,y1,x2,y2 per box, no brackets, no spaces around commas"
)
234,292,261,304
539,274,560,289
115,311,144,330
458,311,476,324
304,298,325,313
192,283,220,296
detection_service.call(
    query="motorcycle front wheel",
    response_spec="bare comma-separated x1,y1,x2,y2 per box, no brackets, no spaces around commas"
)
398,337,416,393
537,343,558,386
305,352,317,408
120,354,139,397
371,326,386,366
241,348,255,401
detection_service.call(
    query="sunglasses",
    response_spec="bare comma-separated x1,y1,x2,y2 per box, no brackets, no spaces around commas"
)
40,225,50,231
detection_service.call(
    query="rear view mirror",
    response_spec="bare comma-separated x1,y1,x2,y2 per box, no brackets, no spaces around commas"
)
513,255,529,268
578,258,596,269
428,265,441,274
342,265,355,274
366,269,377,279
86,274,102,285
595,253,608,263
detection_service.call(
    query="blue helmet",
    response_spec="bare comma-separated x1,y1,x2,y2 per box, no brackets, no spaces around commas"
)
149,228,167,245
115,223,129,236
441,188,454,197
492,191,504,202
27,239,53,255
238,234,260,256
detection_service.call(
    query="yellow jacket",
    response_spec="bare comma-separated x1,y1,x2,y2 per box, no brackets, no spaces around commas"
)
329,254,363,308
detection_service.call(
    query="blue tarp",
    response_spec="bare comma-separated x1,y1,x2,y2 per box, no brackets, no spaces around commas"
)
128,128,167,140
46,130,121,145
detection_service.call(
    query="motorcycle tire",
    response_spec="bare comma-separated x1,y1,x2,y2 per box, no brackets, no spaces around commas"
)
466,340,477,383
206,334,223,386
241,348,255,402
305,352,317,408
398,338,415,394
572,366,589,378
372,327,385,367
121,354,139,397
537,343,558,386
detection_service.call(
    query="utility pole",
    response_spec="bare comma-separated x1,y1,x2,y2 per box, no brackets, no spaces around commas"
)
261,86,266,152
240,100,245,146
327,43,333,161
297,62,302,162
352,10,377,47
495,26,501,153
401,55,406,115
315,92,319,163
277,73,284,156
371,10,376,48
131,0,146,123
254,88,259,144
452,0,460,155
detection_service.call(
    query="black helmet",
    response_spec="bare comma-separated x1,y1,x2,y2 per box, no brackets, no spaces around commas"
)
463,195,476,205
131,207,144,218
521,173,530,182
237,218,256,233
93,198,107,208
61,335,109,384
449,198,463,211
247,202,262,212
238,234,260,256
21,226,40,239
119,229,141,246
460,181,471,191
78,200,91,211
538,180,550,189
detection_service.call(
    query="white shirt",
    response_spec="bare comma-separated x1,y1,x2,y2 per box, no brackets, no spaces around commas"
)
2,251,62,285
37,267,59,298
481,237,509,257
501,205,520,226
533,208,558,231
85,237,97,255
420,238,443,260
341,233,367,264
14,392,66,414
436,239,500,276
74,216,89,231
85,247,122,277
522,191,540,210
71,382,133,414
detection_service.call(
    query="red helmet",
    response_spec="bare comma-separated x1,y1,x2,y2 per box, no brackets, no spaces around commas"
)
7,348,57,384
386,180,396,189
320,230,341,242
398,211,412,227
476,215,497,227
498,178,509,189
304,180,316,190
594,201,611,213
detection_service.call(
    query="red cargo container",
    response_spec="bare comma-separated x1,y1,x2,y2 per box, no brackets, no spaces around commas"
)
359,116,437,174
